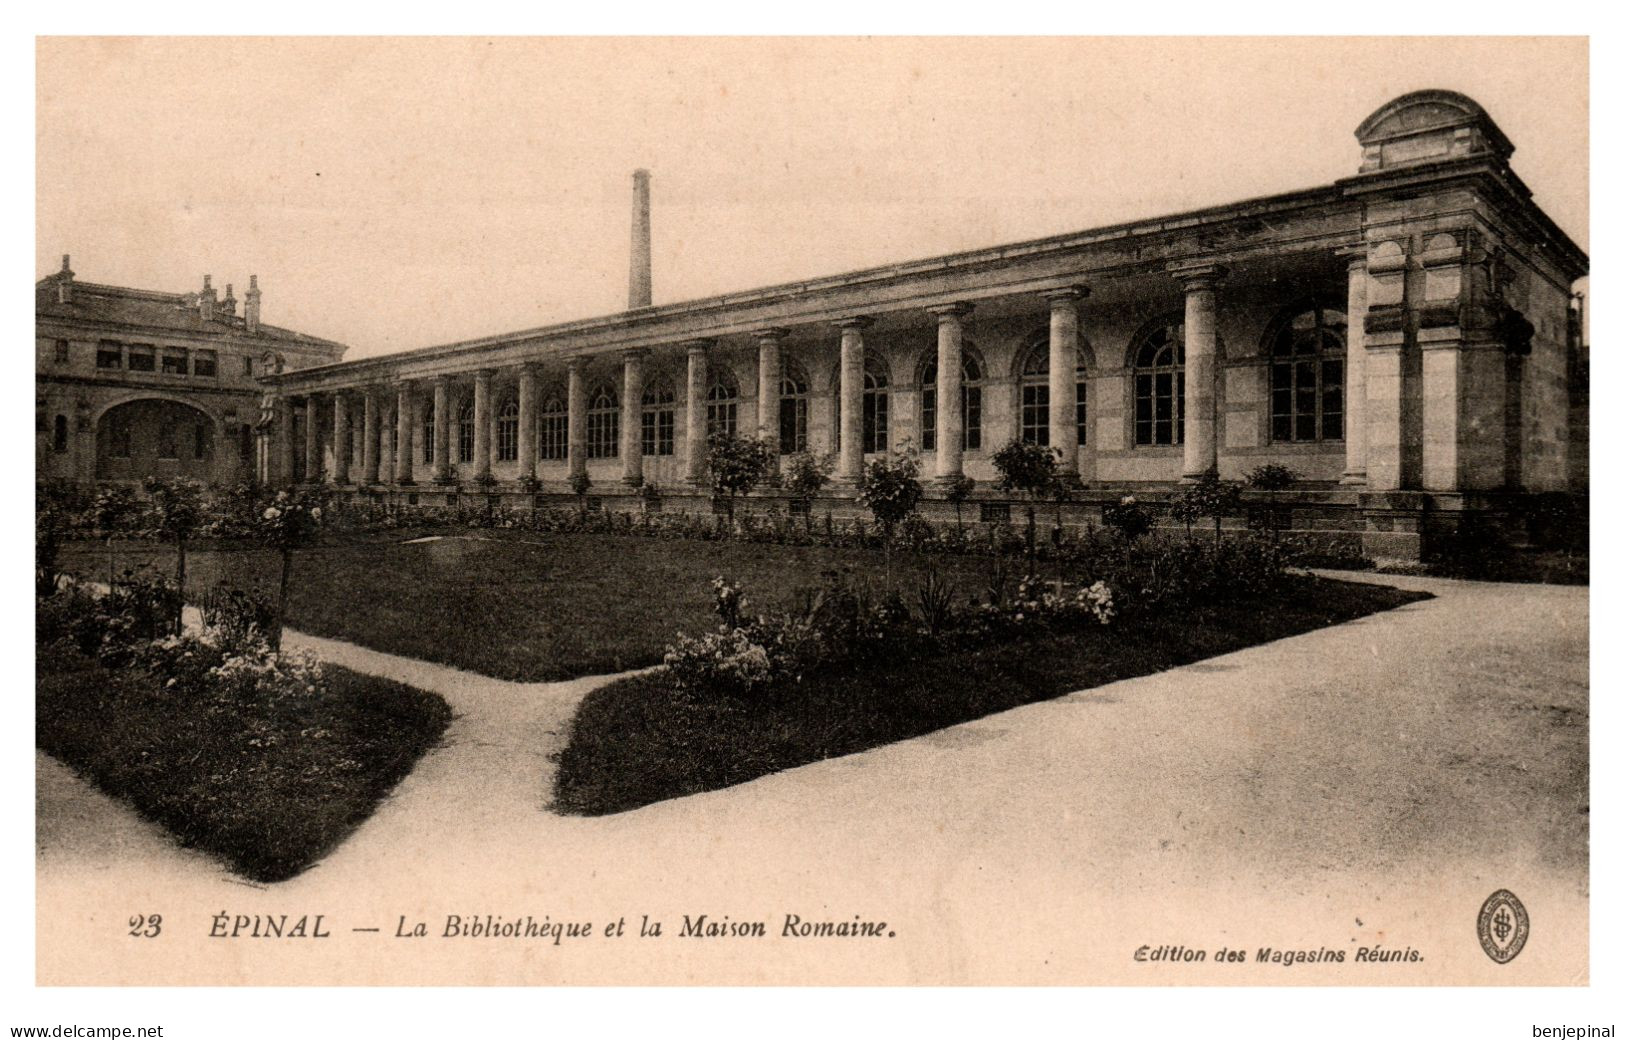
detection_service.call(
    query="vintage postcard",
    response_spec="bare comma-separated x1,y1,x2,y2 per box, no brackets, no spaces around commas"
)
32,35,1588,998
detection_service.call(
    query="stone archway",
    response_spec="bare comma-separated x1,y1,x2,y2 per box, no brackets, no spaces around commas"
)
96,398,220,483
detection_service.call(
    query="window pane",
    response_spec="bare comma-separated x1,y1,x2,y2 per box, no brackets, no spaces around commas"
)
921,387,936,451
964,386,981,451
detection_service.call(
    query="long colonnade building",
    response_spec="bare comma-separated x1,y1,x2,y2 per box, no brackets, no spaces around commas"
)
258,92,1588,561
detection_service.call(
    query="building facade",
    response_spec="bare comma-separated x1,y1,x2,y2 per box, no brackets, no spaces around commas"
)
36,262,347,487
258,91,1587,560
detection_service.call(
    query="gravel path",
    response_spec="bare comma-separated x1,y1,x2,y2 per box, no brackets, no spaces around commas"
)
37,572,1588,985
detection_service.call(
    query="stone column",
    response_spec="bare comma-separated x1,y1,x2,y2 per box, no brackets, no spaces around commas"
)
683,342,709,484
1341,253,1369,485
432,376,451,483
331,393,350,484
930,303,972,481
621,350,645,485
567,358,588,481
275,396,295,487
473,369,493,482
361,389,380,484
836,317,871,482
394,381,415,484
756,329,785,447
302,395,321,484
1362,240,1413,491
1174,264,1225,481
517,364,537,483
1046,288,1086,479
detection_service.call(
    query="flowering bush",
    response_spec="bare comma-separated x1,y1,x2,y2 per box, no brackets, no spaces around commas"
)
256,490,323,549
1102,495,1153,541
856,447,925,538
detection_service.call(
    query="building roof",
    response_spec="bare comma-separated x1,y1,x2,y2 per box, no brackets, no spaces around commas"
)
35,277,348,356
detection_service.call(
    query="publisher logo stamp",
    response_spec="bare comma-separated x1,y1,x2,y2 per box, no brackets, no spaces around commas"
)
1477,889,1529,964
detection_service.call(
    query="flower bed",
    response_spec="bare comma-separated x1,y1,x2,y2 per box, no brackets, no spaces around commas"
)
36,579,451,882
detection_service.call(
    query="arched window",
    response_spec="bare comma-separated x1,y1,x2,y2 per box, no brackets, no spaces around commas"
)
422,400,436,464
706,370,739,438
920,349,983,452
1271,304,1347,442
52,414,68,453
456,400,475,463
642,380,676,456
495,394,519,461
1018,339,1089,447
539,393,567,461
779,364,810,455
1132,322,1185,446
587,384,619,459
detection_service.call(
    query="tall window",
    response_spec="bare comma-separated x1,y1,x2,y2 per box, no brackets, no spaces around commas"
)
496,395,519,461
706,372,739,438
157,419,179,460
53,340,69,364
109,414,132,458
642,381,675,456
832,359,890,455
920,351,983,452
1271,304,1347,442
1018,340,1088,446
587,384,619,459
52,415,68,453
457,401,475,462
242,356,255,377
193,422,209,460
422,401,436,464
779,364,810,455
1133,322,1185,446
539,394,567,461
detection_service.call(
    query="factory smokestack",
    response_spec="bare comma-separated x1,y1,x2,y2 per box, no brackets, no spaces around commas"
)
629,169,652,309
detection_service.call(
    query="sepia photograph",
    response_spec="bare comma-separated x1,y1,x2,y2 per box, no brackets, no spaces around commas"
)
26,31,1592,1015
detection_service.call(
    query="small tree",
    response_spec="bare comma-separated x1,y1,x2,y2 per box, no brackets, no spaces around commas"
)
254,490,323,651
784,451,832,509
1179,470,1244,541
568,471,592,514
856,446,924,586
943,473,976,533
1245,464,1297,542
36,490,63,598
142,476,206,634
991,439,1059,574
91,484,139,586
705,431,777,521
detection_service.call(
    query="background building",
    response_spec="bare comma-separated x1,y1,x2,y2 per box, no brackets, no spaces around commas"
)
35,260,347,486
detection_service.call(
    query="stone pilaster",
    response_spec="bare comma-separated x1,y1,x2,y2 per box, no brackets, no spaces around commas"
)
836,317,871,482
394,382,415,484
621,350,645,486
683,342,709,484
567,358,588,481
756,329,785,449
1340,252,1369,485
361,389,380,485
1362,239,1413,491
331,393,350,485
517,364,537,483
1172,264,1225,481
929,303,972,481
302,395,321,484
473,369,493,482
432,376,452,483
1045,288,1087,479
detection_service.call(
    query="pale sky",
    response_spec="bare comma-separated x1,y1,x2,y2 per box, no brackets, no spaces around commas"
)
36,36,1588,360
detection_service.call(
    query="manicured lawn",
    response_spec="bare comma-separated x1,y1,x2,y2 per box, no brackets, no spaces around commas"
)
551,576,1431,816
37,642,452,883
61,532,1000,681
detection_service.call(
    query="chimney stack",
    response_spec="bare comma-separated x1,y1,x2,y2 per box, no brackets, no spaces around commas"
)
629,169,652,309
222,283,237,317
245,274,262,333
56,254,74,304
199,274,217,321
